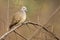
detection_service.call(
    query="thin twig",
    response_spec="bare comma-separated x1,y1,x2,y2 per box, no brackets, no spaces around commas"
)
44,6,60,26
27,25,42,40
27,16,41,40
27,21,60,40
13,30,27,40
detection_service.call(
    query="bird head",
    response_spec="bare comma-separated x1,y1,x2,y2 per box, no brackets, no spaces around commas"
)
21,6,27,12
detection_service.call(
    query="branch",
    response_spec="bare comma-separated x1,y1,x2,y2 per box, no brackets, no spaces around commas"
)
0,24,23,40
27,21,60,40
0,21,60,40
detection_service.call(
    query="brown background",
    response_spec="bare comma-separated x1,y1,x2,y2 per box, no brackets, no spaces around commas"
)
0,0,60,40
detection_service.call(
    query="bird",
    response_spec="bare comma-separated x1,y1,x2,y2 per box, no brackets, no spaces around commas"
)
9,6,27,30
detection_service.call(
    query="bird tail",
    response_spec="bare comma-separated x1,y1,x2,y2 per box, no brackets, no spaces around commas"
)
9,20,20,30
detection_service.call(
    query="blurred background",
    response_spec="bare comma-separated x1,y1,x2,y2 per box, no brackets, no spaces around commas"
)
0,0,60,40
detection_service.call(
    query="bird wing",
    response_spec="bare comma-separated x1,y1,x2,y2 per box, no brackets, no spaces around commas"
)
9,12,22,29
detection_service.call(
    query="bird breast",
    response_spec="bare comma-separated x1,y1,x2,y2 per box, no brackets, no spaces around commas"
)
14,11,26,23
